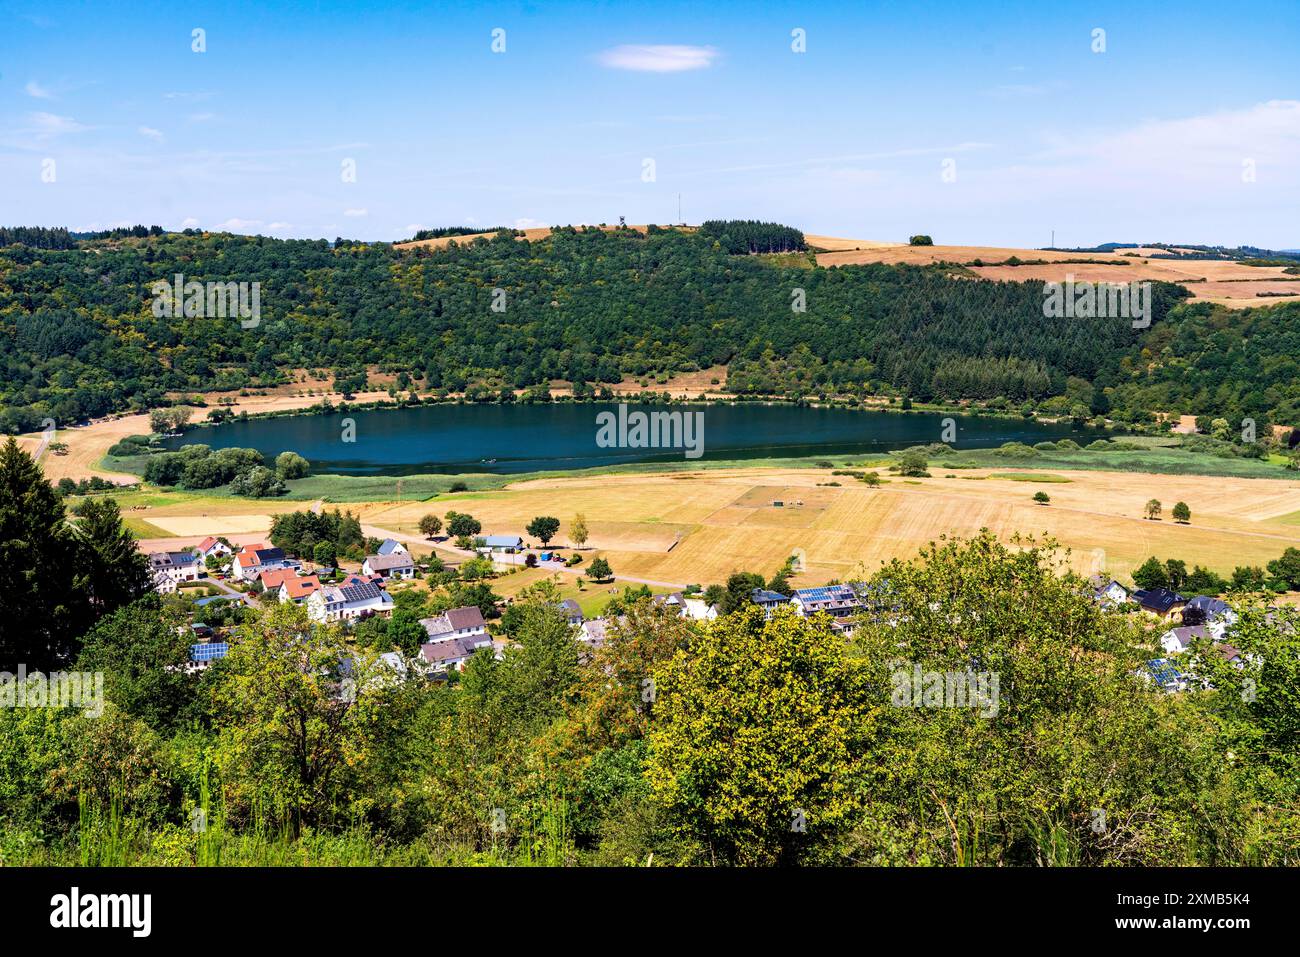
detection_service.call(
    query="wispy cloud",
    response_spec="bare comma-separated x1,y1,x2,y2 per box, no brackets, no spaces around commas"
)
596,44,719,73
343,208,368,218
214,218,263,231
26,111,90,137
138,126,164,142
1035,99,1300,171
25,80,54,100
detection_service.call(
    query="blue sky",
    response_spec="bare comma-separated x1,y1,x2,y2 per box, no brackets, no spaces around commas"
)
2,0,1297,247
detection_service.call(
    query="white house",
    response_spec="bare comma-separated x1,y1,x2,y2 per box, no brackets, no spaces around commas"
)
279,575,322,604
683,597,719,621
1160,624,1209,656
749,588,791,618
232,544,298,582
195,536,233,560
653,591,720,621
791,584,864,618
151,570,178,595
1182,596,1238,639
579,618,611,648
418,636,484,673
420,606,490,645
1091,578,1131,608
362,552,416,580
479,535,524,554
149,550,202,588
307,579,394,622
376,538,409,556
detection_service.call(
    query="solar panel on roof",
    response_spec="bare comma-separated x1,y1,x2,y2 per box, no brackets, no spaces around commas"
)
1145,659,1184,689
190,642,230,662
340,581,383,602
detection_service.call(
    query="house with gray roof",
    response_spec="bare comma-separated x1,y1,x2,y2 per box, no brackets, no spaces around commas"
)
556,599,584,626
420,605,490,645
479,535,524,554
419,636,486,673
362,552,416,580
307,579,394,622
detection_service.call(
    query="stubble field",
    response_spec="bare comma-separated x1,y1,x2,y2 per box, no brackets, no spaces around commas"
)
347,464,1300,588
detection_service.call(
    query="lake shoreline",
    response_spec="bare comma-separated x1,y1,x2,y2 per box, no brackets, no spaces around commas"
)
150,400,1109,479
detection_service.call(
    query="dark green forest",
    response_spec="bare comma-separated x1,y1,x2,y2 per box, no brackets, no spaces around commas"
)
1,225,1296,435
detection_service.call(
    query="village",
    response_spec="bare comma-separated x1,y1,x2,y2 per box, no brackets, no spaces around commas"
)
143,522,1262,696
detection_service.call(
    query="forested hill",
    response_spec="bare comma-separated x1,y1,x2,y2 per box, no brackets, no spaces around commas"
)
0,224,1296,433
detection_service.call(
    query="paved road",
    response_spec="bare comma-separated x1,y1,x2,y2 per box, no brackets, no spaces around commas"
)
201,575,260,607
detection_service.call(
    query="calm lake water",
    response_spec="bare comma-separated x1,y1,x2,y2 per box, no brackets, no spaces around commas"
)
163,403,1103,476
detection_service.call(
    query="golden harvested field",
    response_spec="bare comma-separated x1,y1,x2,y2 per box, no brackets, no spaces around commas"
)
970,262,1191,284
394,224,696,251
816,243,1296,308
816,244,1125,268
146,514,279,537
804,234,900,252
354,465,1300,589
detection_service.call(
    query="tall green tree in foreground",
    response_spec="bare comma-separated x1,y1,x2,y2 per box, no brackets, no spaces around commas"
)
852,532,1225,865
74,497,152,617
212,602,407,835
0,438,85,669
647,606,875,865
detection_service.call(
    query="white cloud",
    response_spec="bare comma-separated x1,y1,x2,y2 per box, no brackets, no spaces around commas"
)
596,44,719,73
28,112,89,135
138,126,164,142
25,80,53,99
512,217,549,229
344,208,368,218
179,217,201,229
266,222,292,230
1038,99,1300,172
214,218,262,231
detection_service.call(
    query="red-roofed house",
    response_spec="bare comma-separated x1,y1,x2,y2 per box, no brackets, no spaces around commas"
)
258,567,300,592
195,537,233,560
279,575,322,604
233,544,298,582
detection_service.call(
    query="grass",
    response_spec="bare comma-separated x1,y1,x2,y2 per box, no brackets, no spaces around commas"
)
988,473,1073,483
491,565,678,617
122,516,174,537
939,445,1294,479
